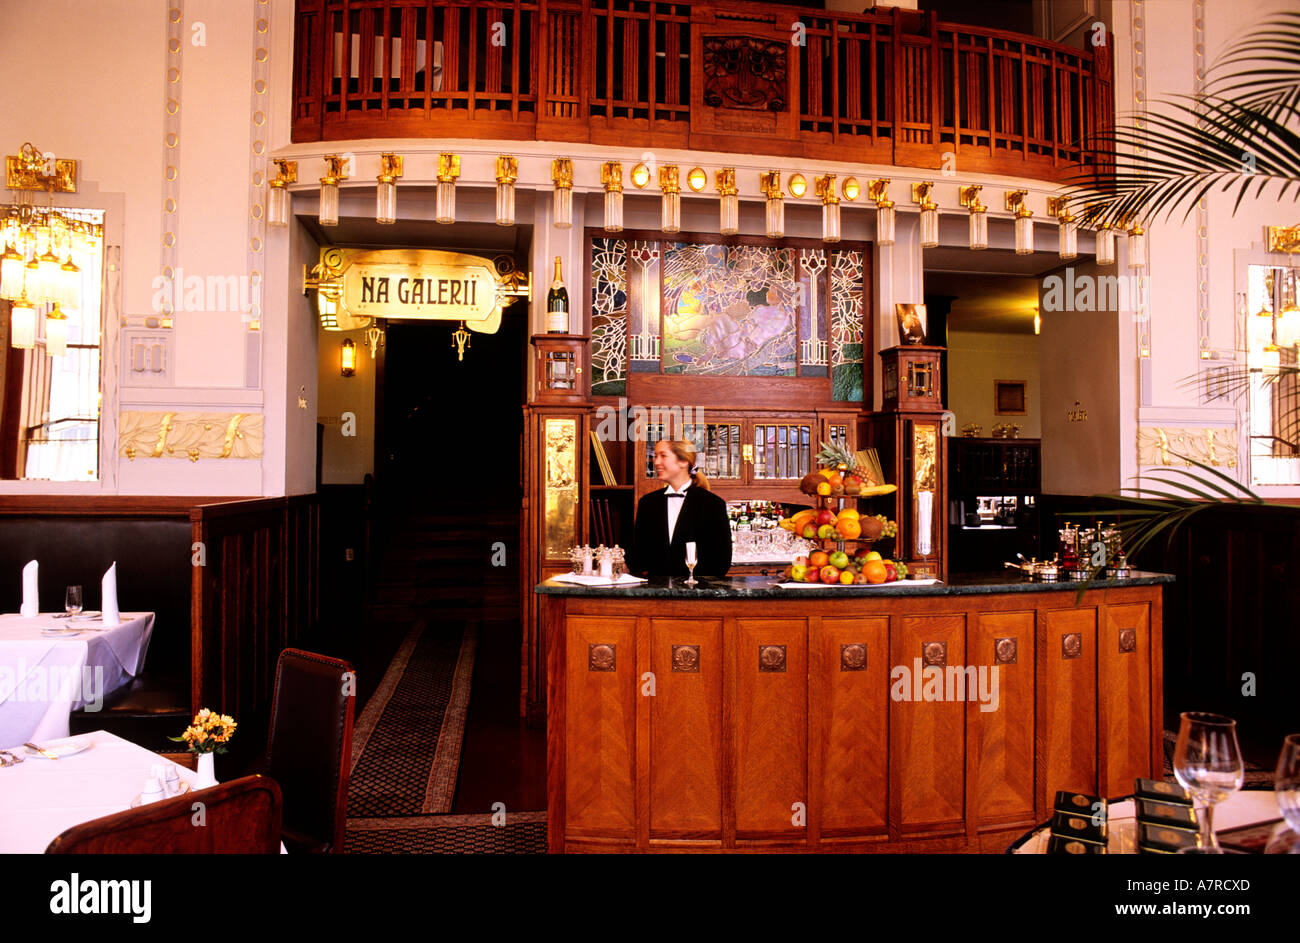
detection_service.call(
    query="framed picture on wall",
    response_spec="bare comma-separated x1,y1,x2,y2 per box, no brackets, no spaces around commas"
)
994,380,1027,415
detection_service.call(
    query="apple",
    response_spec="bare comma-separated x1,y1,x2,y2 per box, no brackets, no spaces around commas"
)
816,509,837,526
791,564,807,582
865,550,883,562
817,524,836,539
802,524,818,539
854,570,870,584
829,550,849,569
853,547,869,560
804,566,821,582
820,565,840,583
884,564,897,582
809,550,829,568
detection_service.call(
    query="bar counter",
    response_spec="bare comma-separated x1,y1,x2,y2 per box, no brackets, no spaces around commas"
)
537,572,1172,853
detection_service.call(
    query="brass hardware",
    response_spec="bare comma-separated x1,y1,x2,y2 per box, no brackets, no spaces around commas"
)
959,184,983,208
320,154,349,184
658,165,680,193
1067,401,1088,422
1062,633,1083,659
270,159,297,186
759,171,782,198
378,153,403,181
551,158,573,189
672,645,700,672
5,143,77,192
1005,189,1030,216
787,173,807,198
714,167,737,196
1266,224,1300,254
840,643,867,671
742,443,754,464
600,161,622,192
452,321,471,361
1118,627,1137,653
495,155,518,184
1047,196,1076,222
911,181,935,205
758,645,786,672
866,178,890,203
435,153,460,182
589,644,616,672
814,174,839,204
995,637,1018,664
922,641,946,668
841,177,860,201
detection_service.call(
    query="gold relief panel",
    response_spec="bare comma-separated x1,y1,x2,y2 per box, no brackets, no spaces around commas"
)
544,417,577,559
119,412,264,461
1138,427,1237,468
912,423,937,492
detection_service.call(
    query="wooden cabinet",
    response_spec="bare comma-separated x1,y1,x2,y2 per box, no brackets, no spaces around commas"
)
544,581,1166,853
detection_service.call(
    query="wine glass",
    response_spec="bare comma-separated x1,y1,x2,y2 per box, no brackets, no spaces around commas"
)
65,585,83,617
1174,712,1244,852
684,541,698,587
1275,733,1300,836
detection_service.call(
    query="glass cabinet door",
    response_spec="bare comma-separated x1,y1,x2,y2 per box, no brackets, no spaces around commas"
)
750,421,812,481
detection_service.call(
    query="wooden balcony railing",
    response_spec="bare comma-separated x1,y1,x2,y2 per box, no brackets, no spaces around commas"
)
292,0,1113,182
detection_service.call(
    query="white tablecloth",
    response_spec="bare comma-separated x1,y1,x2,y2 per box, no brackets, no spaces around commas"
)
0,612,155,749
1015,790,1286,853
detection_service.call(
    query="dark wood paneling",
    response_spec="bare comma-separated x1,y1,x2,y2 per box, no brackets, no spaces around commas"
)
1037,606,1097,812
1099,602,1152,797
970,611,1034,827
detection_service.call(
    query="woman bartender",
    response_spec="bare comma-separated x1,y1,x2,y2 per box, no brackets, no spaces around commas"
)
627,439,732,579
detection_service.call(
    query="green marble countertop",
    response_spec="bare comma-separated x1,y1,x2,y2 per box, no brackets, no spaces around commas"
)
535,571,1174,598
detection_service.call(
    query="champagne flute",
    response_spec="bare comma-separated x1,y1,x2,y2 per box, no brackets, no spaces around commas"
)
1174,712,1244,852
684,541,698,586
1276,733,1300,836
65,585,83,617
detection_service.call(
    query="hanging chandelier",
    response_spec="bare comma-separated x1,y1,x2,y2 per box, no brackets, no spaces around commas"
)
1,143,89,310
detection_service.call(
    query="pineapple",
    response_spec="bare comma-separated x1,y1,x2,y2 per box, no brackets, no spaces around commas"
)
816,440,857,474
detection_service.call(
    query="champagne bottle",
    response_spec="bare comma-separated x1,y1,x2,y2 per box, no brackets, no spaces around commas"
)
546,256,569,333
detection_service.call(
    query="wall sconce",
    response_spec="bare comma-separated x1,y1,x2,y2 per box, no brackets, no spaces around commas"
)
1067,400,1088,422
868,178,894,246
912,182,939,248
842,177,861,201
960,185,987,250
1006,190,1032,255
631,162,651,188
552,158,573,229
44,305,68,356
659,165,681,233
1095,223,1116,266
716,167,738,235
601,161,623,233
1033,305,1041,335
267,159,297,228
435,153,459,224
1127,220,1146,269
788,173,807,198
815,174,840,243
318,154,349,227
316,290,339,331
687,167,708,192
9,293,36,349
495,155,518,227
760,171,784,238
1047,197,1077,261
340,337,356,377
375,154,402,225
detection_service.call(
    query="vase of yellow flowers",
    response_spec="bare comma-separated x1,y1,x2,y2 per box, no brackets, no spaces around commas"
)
169,708,237,790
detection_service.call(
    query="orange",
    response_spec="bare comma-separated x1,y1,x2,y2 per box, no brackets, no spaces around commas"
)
835,519,862,540
816,482,832,496
863,560,888,584
837,508,860,522
809,550,830,568
839,570,855,585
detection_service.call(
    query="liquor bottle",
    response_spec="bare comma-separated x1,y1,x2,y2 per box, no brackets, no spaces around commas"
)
546,256,569,333
738,503,751,532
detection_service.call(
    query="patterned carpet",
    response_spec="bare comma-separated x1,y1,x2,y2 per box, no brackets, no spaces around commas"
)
346,812,547,854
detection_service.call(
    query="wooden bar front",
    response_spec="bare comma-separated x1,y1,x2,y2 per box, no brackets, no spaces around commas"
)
541,577,1167,853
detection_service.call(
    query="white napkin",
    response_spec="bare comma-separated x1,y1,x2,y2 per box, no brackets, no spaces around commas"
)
20,560,38,617
102,562,120,627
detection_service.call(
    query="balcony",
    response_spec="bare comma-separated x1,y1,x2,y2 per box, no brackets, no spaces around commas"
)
292,0,1113,182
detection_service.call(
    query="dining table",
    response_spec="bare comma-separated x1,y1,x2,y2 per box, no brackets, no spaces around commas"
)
0,611,155,749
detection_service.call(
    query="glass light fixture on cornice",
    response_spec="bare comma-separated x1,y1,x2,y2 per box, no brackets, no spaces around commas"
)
552,158,574,229
375,153,402,225
659,165,681,233
760,171,784,238
267,159,296,228
1096,225,1116,266
45,305,68,357
1047,197,1076,260
631,162,651,188
495,155,518,226
716,168,738,235
318,154,349,227
435,153,460,224
912,182,939,248
842,177,861,202
9,293,36,349
1006,190,1032,255
1127,222,1146,269
601,161,623,233
788,173,807,198
815,174,840,243
960,185,986,250
868,179,894,246
687,167,708,193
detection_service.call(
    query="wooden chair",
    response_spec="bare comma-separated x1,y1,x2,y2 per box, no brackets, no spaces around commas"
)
46,775,282,854
256,649,356,854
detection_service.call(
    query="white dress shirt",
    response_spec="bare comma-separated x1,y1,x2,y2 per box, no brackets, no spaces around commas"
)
664,482,691,542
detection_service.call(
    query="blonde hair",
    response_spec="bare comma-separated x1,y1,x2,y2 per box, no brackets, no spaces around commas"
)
657,439,711,491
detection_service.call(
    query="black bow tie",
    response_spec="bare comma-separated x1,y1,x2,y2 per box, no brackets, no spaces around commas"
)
666,493,686,499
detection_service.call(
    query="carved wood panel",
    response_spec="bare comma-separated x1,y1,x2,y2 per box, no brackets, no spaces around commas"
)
970,611,1035,826
1099,603,1152,798
1038,607,1097,813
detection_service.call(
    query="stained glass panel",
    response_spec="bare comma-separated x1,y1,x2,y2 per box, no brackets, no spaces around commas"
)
830,249,865,401
661,243,799,376
589,237,627,396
